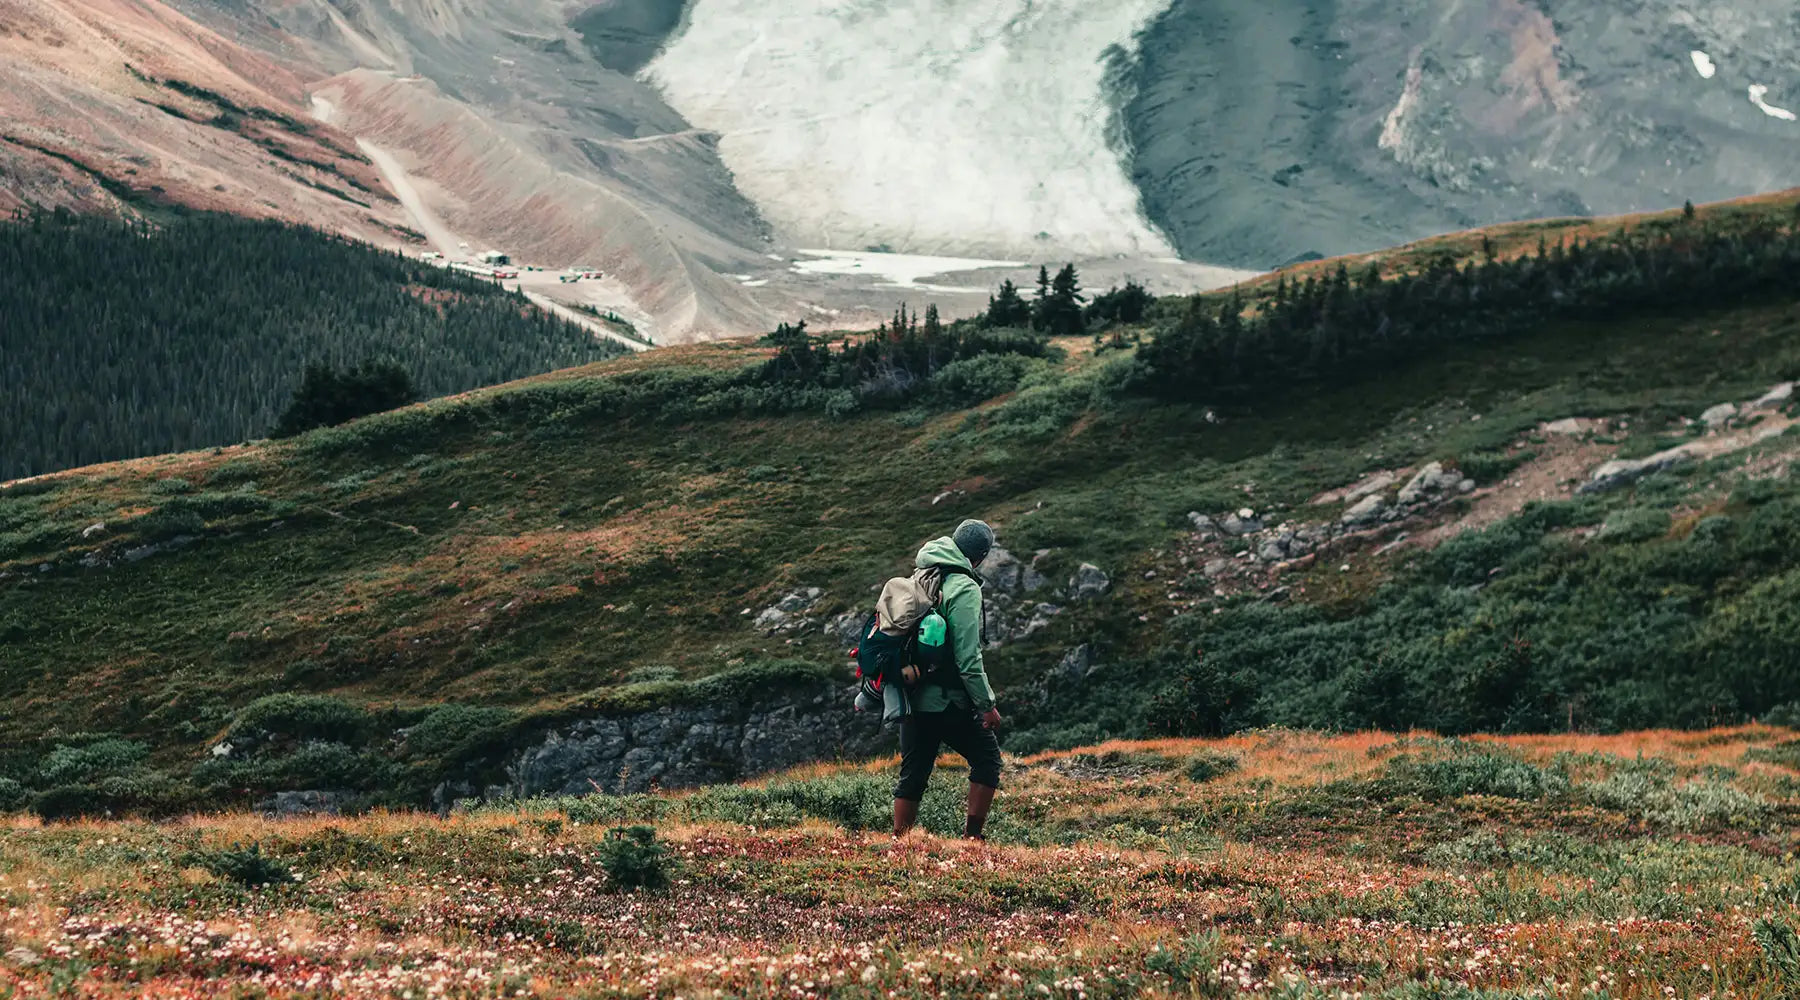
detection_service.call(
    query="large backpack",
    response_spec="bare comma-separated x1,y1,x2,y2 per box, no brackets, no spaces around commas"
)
851,565,978,722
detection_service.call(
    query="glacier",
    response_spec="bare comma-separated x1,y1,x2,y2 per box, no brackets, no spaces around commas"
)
644,0,1176,259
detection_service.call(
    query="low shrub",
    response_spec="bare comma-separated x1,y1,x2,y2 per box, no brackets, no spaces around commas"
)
1143,931,1226,995
0,776,25,812
195,843,298,887
230,693,371,743
400,704,517,765
32,784,112,820
928,354,1033,405
1598,507,1672,543
36,738,148,784
1456,449,1536,484
1584,760,1772,830
1383,746,1569,801
596,826,671,891
1744,739,1800,770
1184,749,1242,783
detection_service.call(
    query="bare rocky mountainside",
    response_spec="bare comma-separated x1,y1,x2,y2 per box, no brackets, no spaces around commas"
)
1129,0,1800,265
3,0,1796,334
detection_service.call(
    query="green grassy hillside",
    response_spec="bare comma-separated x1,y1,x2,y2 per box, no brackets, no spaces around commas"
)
4,193,1800,816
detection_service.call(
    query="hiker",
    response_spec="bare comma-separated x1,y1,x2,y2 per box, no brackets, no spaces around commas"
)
893,518,1003,840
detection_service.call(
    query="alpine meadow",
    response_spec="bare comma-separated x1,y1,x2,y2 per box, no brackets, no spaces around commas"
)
6,191,1800,998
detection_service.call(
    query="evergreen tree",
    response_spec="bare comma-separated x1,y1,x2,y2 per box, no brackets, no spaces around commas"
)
983,280,1031,328
1040,263,1086,336
272,361,416,438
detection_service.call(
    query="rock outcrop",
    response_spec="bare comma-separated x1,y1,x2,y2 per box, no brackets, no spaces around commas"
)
502,683,885,803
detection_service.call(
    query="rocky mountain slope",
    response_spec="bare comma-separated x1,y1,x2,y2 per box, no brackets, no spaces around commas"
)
11,0,1792,338
0,0,405,235
2,192,1799,816
1128,0,1800,266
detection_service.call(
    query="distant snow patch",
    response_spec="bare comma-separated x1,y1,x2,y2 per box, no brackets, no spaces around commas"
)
1749,84,1797,121
790,250,1024,292
1690,51,1716,79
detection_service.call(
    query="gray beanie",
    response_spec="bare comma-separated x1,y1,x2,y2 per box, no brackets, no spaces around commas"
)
952,519,995,567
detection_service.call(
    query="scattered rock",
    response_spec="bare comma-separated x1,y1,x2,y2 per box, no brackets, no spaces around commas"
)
1579,445,1695,494
752,588,823,632
81,522,106,539
1055,644,1094,684
1750,382,1795,411
1397,462,1466,505
1341,494,1387,526
1541,418,1591,436
1701,402,1737,429
1021,551,1052,593
1220,511,1263,536
828,610,865,649
1202,557,1234,578
980,546,1024,592
1341,471,1398,505
1066,563,1111,600
257,790,345,818
1257,538,1289,563
1187,512,1219,536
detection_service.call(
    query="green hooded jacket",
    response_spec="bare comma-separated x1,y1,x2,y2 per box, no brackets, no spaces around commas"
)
913,536,996,714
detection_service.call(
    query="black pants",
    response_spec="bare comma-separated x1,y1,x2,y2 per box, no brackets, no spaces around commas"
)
894,709,1002,801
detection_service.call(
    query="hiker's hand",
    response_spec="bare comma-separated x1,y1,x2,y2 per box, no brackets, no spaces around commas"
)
979,707,1002,730
901,665,921,685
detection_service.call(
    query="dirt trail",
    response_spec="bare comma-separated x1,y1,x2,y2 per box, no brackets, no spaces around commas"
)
357,139,461,257
522,291,650,353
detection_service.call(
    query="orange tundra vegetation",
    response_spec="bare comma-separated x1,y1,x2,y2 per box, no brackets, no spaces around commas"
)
4,726,1800,998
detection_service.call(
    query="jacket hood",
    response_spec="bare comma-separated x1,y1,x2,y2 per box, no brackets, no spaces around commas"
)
916,536,975,573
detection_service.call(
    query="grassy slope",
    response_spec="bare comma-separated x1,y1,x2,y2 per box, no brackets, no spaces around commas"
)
3,727,1799,997
3,192,1800,777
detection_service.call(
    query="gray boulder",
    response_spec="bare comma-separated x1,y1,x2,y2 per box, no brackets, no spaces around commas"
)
1397,462,1464,505
258,790,344,818
1341,494,1387,527
1257,538,1289,563
1202,557,1234,579
1750,382,1795,411
1701,402,1737,429
1187,512,1219,536
1055,644,1094,684
1220,510,1263,536
1021,550,1052,593
1578,445,1694,494
1067,563,1111,600
1341,471,1398,504
980,546,1024,593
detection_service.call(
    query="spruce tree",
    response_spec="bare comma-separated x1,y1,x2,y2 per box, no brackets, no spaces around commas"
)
984,280,1031,328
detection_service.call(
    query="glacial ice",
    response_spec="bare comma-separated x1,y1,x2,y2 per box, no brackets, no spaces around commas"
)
644,0,1177,259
